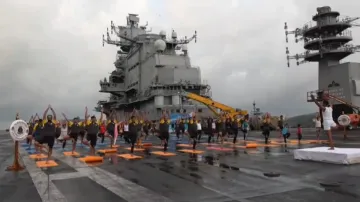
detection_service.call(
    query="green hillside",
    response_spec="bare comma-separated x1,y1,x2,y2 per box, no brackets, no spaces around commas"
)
286,112,317,128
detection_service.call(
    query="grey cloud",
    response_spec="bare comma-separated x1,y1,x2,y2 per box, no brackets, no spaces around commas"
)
1,0,360,129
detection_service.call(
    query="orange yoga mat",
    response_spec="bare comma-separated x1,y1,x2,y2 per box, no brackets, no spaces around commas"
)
63,151,80,156
118,154,143,160
176,144,193,147
79,156,103,163
36,160,58,168
29,154,47,159
151,151,176,156
124,147,144,151
178,149,204,154
98,148,118,153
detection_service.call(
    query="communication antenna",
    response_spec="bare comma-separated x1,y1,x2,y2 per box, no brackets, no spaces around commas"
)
194,30,197,43
102,34,105,47
111,20,114,34
284,22,307,67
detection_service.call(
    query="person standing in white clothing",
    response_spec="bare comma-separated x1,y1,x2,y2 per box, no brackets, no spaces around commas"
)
311,95,335,150
314,115,322,142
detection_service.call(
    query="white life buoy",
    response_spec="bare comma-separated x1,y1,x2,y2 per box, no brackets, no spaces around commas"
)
9,120,29,141
337,114,351,126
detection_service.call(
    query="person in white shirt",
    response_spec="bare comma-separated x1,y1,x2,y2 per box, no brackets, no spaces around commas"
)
196,120,202,142
314,115,322,142
311,95,335,150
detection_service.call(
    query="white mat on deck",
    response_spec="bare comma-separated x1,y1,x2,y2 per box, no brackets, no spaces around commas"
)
294,147,360,165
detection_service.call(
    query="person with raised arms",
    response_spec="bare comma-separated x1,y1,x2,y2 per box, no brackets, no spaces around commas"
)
105,110,117,147
61,113,83,154
158,110,171,152
82,106,103,155
26,115,34,145
142,112,151,140
34,105,57,163
27,113,40,152
311,94,335,150
187,112,199,150
136,111,147,147
128,110,140,154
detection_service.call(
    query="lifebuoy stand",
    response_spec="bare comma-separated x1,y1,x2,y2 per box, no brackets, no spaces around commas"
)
6,141,25,171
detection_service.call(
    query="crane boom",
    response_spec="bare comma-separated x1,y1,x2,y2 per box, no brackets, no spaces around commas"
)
327,94,360,112
179,91,248,117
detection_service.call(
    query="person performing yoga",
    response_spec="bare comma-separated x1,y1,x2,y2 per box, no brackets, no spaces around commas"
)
128,114,139,154
311,94,336,150
105,110,117,147
61,114,82,154
187,113,199,150
82,106,103,155
35,105,57,163
158,110,171,152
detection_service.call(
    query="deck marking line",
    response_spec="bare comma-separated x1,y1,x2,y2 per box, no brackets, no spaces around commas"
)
49,172,87,181
53,151,173,202
19,147,68,202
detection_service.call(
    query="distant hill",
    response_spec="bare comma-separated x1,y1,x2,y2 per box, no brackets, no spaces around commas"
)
286,112,317,128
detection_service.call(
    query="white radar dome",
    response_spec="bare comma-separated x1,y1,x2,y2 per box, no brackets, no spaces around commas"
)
159,30,166,36
154,39,166,52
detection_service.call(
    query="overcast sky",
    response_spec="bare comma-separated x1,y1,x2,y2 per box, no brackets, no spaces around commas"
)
0,0,359,128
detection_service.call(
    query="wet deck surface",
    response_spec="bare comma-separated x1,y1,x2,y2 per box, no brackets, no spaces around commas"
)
1,129,360,202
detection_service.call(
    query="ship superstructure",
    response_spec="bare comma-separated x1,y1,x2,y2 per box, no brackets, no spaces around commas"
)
285,6,360,121
97,14,212,120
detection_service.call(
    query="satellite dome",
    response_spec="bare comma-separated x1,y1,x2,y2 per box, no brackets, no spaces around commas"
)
154,39,166,52
159,30,166,36
182,44,188,51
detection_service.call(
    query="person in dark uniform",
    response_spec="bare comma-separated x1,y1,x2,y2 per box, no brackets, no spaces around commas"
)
26,115,34,145
225,118,231,137
36,114,56,163
262,118,272,144
136,113,145,147
55,122,61,140
105,115,117,147
232,116,239,144
277,115,284,137
207,117,215,143
175,119,181,140
83,115,100,155
159,110,170,152
179,118,185,138
187,116,198,149
61,114,82,154
218,117,227,145
215,118,221,141
143,120,150,140
31,119,43,154
128,116,139,154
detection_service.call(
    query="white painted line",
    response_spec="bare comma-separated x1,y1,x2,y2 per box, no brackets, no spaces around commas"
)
0,139,12,143
19,147,68,202
52,152,174,202
49,172,87,181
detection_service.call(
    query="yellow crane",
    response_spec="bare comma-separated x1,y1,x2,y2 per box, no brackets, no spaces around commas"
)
178,91,248,117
